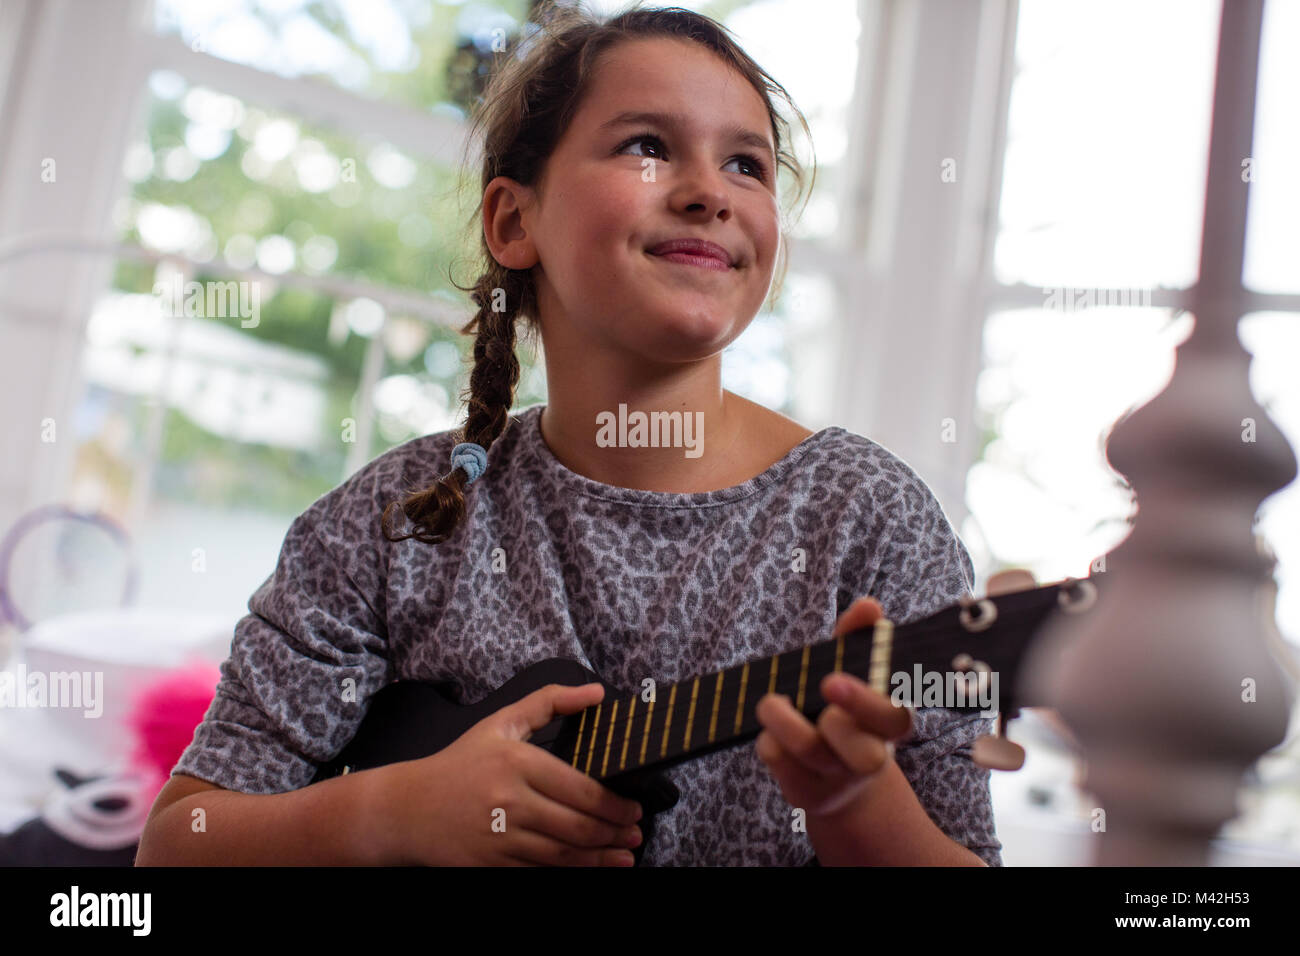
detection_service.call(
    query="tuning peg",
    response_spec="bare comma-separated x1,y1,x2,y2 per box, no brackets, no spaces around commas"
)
972,734,1026,771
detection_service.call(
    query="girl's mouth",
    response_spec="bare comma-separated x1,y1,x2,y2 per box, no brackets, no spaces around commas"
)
648,251,732,272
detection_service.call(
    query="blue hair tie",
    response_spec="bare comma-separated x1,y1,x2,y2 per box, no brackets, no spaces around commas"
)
451,441,488,484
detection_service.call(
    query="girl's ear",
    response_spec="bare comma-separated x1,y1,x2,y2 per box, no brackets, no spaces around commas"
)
483,175,540,270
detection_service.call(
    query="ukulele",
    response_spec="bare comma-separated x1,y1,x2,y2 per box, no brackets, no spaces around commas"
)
311,576,1100,864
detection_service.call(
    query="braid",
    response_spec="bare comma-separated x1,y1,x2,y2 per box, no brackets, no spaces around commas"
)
461,270,524,450
381,265,530,545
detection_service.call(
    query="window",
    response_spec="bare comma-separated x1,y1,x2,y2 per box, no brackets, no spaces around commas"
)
972,0,1300,861
56,0,855,618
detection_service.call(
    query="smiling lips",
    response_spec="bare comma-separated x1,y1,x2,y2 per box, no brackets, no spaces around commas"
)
648,238,733,271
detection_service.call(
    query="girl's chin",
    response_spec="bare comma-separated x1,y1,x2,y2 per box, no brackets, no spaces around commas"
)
633,318,748,357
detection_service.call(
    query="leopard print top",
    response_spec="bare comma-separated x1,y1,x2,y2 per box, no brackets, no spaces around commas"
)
172,403,1002,866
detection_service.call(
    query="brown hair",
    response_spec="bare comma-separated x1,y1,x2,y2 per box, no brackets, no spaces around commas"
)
381,1,815,545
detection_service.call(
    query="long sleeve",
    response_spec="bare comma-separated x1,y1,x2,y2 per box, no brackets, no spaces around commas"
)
171,501,392,794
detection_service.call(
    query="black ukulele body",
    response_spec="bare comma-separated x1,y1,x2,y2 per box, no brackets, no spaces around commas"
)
311,657,681,865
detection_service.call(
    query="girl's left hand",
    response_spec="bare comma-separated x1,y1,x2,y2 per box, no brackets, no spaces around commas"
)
754,596,913,818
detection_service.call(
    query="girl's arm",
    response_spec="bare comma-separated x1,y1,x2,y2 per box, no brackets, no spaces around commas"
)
135,771,391,866
139,681,646,868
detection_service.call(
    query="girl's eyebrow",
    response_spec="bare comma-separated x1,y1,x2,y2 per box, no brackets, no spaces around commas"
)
598,110,775,163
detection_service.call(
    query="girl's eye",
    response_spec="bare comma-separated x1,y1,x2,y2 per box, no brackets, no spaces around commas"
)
618,133,667,160
725,154,769,182
617,132,768,183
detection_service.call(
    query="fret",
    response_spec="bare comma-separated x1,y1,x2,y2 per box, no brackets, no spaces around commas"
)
734,661,750,735
869,619,893,695
619,695,635,771
601,700,618,777
796,645,811,711
584,703,601,775
660,683,678,758
571,706,588,768
582,629,880,779
639,697,654,766
708,670,724,743
684,677,701,750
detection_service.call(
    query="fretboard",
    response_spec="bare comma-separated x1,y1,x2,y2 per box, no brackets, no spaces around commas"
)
559,620,894,782
556,579,1074,782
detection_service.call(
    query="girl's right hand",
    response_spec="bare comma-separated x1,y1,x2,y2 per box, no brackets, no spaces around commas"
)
370,682,646,866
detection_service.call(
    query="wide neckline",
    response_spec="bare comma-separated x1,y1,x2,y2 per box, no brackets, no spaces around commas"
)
514,403,841,508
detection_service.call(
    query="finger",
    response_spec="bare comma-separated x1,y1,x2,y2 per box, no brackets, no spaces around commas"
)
816,704,893,777
503,828,636,867
755,693,842,776
820,672,912,740
755,730,839,811
509,787,642,851
986,569,1037,596
832,596,883,637
496,682,605,743
521,746,643,827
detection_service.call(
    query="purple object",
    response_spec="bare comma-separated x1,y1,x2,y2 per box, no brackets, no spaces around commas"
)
0,504,137,632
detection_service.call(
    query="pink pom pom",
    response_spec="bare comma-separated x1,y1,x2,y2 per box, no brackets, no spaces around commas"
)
124,660,220,799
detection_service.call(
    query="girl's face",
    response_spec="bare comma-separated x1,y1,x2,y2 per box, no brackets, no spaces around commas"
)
500,36,782,368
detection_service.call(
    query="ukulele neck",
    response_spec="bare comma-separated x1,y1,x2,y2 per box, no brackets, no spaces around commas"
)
558,581,1072,782
561,620,892,781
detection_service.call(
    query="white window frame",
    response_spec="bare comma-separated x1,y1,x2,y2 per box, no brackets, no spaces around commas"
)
811,0,1299,590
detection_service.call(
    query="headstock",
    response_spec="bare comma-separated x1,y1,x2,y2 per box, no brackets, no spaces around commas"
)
965,569,1094,771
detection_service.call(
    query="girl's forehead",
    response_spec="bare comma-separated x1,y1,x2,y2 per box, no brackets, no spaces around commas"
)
589,37,759,102
578,40,771,134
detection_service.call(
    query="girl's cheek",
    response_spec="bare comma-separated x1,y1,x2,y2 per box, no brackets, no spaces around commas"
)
588,192,648,244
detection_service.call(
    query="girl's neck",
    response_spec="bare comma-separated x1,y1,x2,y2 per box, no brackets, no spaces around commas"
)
537,391,813,494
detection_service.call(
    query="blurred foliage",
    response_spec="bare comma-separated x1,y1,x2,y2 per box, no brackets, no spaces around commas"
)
93,0,773,517
101,1,559,514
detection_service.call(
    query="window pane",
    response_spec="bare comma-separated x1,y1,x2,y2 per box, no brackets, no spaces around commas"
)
969,308,1299,650
1243,0,1300,294
964,305,1193,580
152,0,530,115
975,307,1300,861
717,0,859,241
368,314,548,461
125,71,463,292
994,0,1221,289
975,304,1190,864
73,65,489,617
69,273,366,618
725,270,837,424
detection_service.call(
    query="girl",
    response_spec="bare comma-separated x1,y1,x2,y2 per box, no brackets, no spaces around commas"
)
139,2,1001,867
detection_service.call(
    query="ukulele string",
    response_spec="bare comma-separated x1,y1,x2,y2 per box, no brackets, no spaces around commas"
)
578,583,1068,775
